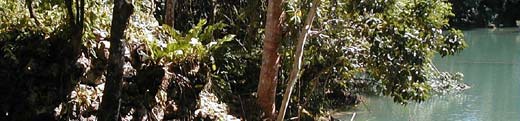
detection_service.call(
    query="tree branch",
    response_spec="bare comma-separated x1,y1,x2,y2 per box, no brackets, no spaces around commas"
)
276,0,320,120
26,0,41,26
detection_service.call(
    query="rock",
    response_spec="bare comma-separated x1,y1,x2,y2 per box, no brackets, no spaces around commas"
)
487,23,496,29
516,20,520,31
80,70,105,86
76,53,91,73
93,29,108,42
195,91,239,120
123,62,136,78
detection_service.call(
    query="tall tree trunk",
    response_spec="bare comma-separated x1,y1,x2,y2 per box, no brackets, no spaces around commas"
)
164,0,176,27
257,0,284,119
98,0,134,120
276,0,320,120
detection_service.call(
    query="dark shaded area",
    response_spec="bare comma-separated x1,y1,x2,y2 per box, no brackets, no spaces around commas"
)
449,0,520,28
154,0,270,119
0,28,82,120
0,29,221,120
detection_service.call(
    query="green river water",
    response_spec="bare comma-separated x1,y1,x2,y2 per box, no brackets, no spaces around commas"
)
338,28,520,121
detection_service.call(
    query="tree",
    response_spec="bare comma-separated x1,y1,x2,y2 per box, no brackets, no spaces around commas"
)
277,0,320,120
65,0,85,58
257,0,284,119
97,0,134,120
164,0,176,26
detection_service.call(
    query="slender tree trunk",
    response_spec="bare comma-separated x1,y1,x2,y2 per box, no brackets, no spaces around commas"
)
164,0,176,27
72,0,84,57
65,0,85,58
258,0,284,119
277,0,320,120
26,0,41,26
97,0,134,120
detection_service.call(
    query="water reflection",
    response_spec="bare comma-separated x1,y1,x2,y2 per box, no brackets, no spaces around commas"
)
338,28,520,121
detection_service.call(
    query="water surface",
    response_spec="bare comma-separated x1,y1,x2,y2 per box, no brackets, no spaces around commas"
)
338,28,520,121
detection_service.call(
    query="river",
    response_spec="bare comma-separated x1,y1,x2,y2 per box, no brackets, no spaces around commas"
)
337,28,520,121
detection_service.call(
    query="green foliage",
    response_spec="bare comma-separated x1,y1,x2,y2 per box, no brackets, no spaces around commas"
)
0,0,468,119
82,0,112,39
336,0,464,103
424,63,469,94
148,19,235,63
0,0,33,33
279,0,467,110
0,0,69,35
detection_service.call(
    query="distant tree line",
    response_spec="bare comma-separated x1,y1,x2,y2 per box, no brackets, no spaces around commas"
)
449,0,520,28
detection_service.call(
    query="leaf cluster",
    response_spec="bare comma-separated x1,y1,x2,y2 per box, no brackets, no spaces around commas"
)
281,0,467,106
148,19,235,63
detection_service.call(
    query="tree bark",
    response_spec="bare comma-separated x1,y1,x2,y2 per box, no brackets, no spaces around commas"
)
257,0,284,119
164,0,176,27
65,0,85,58
26,0,41,26
276,0,320,120
97,0,134,120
